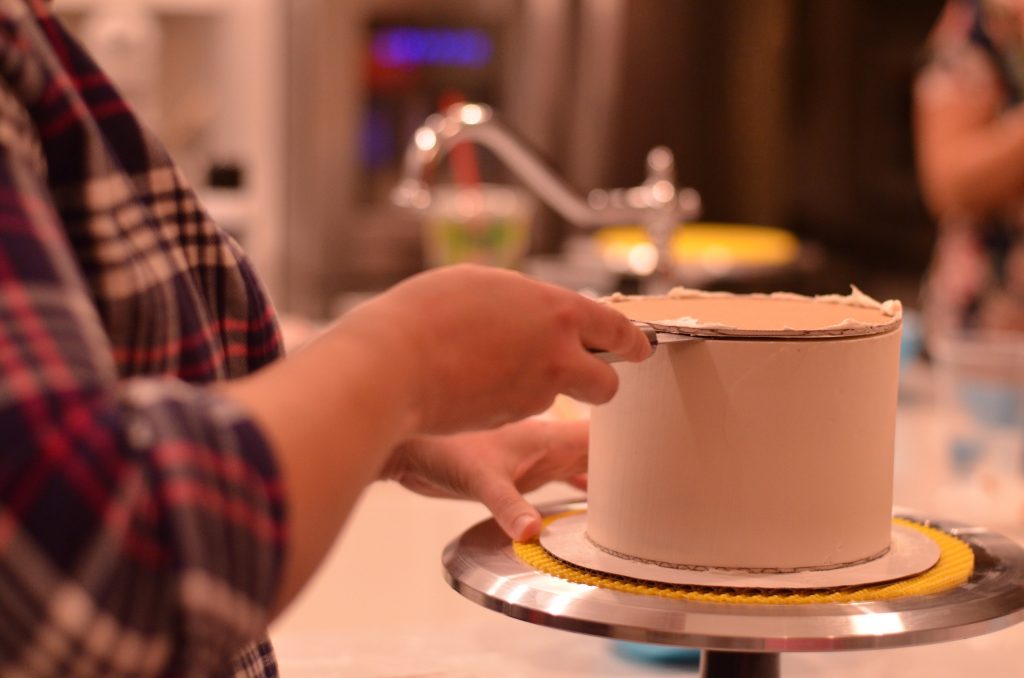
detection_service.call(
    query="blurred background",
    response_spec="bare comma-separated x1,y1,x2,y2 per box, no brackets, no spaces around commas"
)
55,0,943,318
53,1,1024,676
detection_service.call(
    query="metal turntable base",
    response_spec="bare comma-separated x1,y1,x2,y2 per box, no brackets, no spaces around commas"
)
442,501,1024,678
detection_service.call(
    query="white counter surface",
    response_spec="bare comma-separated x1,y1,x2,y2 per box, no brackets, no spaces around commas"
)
270,367,1024,677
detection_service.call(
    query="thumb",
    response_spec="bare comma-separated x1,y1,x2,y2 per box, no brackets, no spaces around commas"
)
473,471,542,541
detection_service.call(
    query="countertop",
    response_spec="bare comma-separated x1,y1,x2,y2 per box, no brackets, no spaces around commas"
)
269,364,1024,677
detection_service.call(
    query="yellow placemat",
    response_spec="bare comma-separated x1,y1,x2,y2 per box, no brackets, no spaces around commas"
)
596,223,801,268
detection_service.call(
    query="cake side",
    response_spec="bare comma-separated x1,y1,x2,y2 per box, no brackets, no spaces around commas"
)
587,291,902,571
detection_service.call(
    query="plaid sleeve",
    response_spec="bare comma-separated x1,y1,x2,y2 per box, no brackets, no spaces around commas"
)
0,143,286,674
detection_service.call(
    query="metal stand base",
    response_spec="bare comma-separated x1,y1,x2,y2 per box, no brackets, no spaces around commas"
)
443,501,1024,677
701,650,779,678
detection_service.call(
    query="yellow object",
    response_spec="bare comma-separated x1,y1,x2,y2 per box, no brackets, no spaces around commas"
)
514,512,974,605
595,223,800,273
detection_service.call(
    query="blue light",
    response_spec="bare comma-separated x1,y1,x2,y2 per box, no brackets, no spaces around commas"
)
372,27,494,69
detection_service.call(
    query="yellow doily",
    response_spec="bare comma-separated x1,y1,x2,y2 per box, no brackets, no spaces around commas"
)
514,512,974,605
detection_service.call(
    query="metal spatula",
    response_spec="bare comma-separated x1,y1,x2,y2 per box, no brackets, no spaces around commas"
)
590,321,698,363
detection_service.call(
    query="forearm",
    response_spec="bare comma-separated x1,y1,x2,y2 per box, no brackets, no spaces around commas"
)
920,104,1024,218
0,376,288,674
218,314,421,616
221,263,649,615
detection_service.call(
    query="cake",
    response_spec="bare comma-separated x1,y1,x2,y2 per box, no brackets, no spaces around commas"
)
586,287,903,572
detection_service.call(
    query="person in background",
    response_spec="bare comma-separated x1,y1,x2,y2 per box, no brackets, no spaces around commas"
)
914,0,1024,339
0,1,651,676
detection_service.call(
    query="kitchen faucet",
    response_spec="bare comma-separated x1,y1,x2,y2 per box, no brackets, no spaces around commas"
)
392,102,701,290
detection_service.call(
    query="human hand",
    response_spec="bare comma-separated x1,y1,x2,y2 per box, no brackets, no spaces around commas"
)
229,267,641,614
914,42,1022,216
916,45,1003,123
383,418,589,540
338,264,651,435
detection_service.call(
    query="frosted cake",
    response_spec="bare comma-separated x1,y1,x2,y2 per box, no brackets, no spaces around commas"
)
587,287,903,572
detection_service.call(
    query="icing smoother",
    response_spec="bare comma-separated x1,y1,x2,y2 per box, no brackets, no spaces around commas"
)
604,286,902,337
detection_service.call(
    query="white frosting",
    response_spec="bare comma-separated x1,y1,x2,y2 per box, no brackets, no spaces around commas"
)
661,284,903,318
602,285,902,337
649,316,734,330
586,287,903,571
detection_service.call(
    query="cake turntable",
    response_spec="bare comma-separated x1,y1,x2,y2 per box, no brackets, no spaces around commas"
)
442,500,1024,678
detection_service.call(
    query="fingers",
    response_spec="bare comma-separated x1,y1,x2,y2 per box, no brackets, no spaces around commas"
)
559,352,620,404
471,470,542,541
577,298,652,363
546,419,589,462
567,473,588,490
510,419,589,493
552,296,649,404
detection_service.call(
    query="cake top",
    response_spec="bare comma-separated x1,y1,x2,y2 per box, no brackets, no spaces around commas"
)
602,286,902,338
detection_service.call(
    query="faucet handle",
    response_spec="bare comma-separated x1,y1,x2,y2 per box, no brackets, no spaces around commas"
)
645,146,676,182
642,146,702,219
586,145,701,220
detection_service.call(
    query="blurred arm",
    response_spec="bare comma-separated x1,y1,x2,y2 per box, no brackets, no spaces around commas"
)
914,47,1024,220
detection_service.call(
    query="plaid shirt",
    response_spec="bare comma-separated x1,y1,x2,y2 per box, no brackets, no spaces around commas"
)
0,1,286,676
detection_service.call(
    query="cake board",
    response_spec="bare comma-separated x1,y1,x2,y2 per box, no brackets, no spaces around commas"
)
441,500,1024,678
